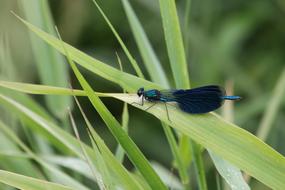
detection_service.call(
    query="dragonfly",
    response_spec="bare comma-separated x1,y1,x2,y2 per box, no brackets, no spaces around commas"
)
134,85,241,121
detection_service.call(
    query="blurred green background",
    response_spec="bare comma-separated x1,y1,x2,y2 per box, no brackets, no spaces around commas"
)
0,0,285,189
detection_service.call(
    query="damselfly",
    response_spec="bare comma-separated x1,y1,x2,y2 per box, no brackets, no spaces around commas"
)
135,85,241,121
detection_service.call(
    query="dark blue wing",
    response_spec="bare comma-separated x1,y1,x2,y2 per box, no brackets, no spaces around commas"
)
172,85,226,114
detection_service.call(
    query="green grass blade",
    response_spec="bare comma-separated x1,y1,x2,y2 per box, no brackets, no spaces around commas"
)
91,0,144,78
1,82,285,189
115,101,129,162
158,0,190,88
192,143,207,190
114,53,129,162
161,122,189,184
0,170,72,190
43,156,96,180
20,0,71,119
121,0,169,87
111,94,285,190
13,14,158,91
0,81,86,96
183,0,191,60
63,40,167,190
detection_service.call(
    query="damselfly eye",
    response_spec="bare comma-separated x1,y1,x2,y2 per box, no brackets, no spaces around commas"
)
137,87,144,97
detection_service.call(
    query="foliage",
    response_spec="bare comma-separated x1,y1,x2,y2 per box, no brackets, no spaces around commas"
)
0,0,284,190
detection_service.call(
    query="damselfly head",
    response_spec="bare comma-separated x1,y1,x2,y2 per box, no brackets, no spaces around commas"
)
137,87,144,97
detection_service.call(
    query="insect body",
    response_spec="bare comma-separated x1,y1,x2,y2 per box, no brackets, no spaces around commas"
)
136,85,241,115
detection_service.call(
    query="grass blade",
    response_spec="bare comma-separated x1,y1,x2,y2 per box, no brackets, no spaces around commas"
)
183,0,191,60
158,0,190,88
209,151,250,190
43,156,96,180
92,0,144,78
13,13,158,91
161,122,189,185
151,162,183,190
0,170,72,190
121,0,169,87
114,54,129,162
256,67,285,140
0,81,86,96
192,143,207,190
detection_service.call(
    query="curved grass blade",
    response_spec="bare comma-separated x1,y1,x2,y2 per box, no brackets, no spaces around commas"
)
0,81,86,96
0,170,72,190
12,13,158,91
43,156,96,180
